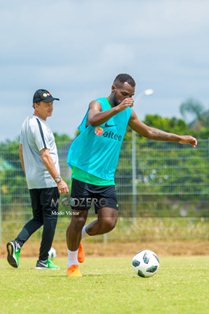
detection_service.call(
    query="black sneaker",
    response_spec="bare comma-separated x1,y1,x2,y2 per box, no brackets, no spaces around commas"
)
35,259,60,270
6,241,21,268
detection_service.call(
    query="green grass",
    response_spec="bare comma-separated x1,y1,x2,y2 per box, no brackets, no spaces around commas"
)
0,256,208,314
3,217,209,243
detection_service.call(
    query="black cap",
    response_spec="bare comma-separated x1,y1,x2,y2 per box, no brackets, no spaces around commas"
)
33,89,60,103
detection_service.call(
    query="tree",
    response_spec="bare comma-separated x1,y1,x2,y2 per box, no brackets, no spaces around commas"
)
143,114,188,134
180,98,209,129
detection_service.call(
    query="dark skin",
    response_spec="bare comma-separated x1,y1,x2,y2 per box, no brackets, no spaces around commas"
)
88,82,197,145
66,81,197,251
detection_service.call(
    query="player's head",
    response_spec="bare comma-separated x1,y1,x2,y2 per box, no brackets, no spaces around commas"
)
113,74,136,88
111,73,136,106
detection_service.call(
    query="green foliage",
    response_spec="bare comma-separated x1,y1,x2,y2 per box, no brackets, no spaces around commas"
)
197,127,209,139
143,114,188,133
180,98,209,130
180,98,204,122
53,132,71,146
0,140,27,214
0,139,20,168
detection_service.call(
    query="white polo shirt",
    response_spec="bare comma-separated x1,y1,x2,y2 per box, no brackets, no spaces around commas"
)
20,115,60,189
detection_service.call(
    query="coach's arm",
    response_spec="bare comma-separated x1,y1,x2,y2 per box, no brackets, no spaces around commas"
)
19,144,25,173
40,149,69,194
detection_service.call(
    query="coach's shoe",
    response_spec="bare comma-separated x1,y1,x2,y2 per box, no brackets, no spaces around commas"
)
35,259,60,270
67,264,82,277
78,242,85,263
6,240,21,268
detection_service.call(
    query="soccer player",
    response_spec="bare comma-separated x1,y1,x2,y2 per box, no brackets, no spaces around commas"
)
66,74,197,277
6,89,69,269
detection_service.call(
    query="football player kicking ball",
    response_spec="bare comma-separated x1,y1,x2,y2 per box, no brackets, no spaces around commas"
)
66,73,197,277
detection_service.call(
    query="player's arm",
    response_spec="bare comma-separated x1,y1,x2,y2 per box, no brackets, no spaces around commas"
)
87,98,134,126
40,149,69,193
19,144,25,173
129,110,197,147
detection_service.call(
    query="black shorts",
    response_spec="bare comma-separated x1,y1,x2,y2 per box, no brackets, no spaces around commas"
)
70,178,119,212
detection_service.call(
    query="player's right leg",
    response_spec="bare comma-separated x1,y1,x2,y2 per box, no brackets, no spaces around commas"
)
66,179,91,277
66,209,88,277
6,189,43,268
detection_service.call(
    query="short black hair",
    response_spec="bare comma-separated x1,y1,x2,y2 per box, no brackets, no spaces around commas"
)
113,73,136,87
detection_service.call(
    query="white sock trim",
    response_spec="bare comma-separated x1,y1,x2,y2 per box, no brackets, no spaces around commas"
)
81,225,87,239
67,249,78,267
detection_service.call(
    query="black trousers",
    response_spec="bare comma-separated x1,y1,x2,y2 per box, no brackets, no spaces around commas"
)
16,187,59,260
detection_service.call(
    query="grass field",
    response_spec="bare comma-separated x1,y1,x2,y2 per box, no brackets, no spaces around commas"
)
0,256,208,314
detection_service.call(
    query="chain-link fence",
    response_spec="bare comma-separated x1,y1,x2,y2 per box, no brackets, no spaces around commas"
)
0,138,209,243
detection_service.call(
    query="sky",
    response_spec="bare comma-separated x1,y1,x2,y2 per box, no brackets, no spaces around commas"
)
0,0,209,141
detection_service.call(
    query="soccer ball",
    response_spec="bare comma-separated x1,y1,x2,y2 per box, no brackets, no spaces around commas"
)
48,247,57,259
132,249,160,278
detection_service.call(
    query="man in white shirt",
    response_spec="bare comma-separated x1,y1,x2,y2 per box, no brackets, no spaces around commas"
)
6,89,69,269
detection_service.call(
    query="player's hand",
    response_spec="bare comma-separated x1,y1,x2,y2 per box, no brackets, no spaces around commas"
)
116,98,134,112
57,180,69,194
179,136,197,148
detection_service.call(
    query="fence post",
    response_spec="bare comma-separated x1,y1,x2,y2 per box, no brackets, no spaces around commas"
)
131,131,137,218
208,139,209,194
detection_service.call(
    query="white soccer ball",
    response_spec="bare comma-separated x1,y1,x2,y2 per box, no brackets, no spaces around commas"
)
48,247,57,259
132,249,160,278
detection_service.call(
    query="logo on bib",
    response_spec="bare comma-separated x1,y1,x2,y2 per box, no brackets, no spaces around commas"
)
95,127,104,136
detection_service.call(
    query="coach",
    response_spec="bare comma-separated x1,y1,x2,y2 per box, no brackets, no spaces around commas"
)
7,89,69,269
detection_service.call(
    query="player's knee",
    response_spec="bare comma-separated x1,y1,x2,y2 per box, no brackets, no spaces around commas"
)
71,215,86,231
102,216,117,232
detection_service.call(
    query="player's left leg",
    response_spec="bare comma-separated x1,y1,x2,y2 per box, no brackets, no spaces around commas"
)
83,206,118,236
76,206,117,275
36,187,60,269
82,184,119,237
77,241,85,263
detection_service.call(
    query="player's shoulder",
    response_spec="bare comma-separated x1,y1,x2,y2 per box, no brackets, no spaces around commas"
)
89,99,102,109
